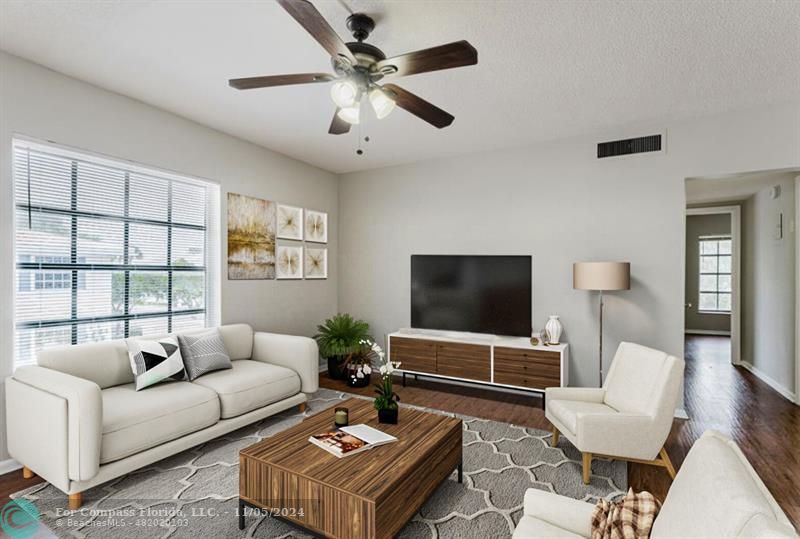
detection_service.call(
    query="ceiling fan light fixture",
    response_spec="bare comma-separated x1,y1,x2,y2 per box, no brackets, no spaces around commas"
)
337,103,361,125
369,87,396,119
330,80,359,108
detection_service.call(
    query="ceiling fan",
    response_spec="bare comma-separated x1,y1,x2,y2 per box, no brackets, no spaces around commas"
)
229,0,478,135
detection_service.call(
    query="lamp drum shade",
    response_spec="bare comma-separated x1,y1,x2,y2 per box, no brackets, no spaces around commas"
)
573,262,630,291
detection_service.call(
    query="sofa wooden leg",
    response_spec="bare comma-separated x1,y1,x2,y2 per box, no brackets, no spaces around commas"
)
22,466,34,479
298,402,307,413
68,492,82,510
582,452,592,485
551,426,560,447
660,446,677,479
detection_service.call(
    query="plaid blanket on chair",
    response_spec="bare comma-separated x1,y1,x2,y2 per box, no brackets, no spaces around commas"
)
591,488,660,539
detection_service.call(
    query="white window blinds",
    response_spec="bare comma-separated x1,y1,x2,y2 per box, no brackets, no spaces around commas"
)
13,139,220,366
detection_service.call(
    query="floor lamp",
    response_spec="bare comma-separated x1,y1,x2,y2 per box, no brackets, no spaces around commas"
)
573,262,631,386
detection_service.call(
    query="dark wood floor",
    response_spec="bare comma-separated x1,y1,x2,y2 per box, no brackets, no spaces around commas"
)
2,335,797,528
319,336,799,528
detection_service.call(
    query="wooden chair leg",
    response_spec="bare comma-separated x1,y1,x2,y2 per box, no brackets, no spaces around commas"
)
551,426,560,447
582,452,592,485
660,446,677,479
68,492,82,510
22,466,34,479
298,402,307,413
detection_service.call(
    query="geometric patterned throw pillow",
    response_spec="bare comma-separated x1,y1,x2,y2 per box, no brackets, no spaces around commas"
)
126,336,187,391
178,329,233,381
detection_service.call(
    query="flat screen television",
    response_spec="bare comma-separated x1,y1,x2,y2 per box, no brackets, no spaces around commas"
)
411,255,532,337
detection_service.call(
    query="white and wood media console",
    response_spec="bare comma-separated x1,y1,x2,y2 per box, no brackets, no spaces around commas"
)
387,329,568,394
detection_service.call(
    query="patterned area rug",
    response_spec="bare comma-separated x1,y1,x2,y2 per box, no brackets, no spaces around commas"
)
11,388,626,538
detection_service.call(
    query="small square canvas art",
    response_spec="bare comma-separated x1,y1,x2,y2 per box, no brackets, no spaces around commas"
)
277,204,303,241
305,247,327,279
276,245,303,279
227,192,276,280
305,209,328,243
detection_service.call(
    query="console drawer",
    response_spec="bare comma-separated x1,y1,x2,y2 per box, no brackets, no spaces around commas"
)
493,369,560,390
436,342,491,382
493,346,561,389
389,336,437,373
493,346,561,365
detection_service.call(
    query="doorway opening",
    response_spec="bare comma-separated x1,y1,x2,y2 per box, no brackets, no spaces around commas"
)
685,207,740,367
685,169,798,404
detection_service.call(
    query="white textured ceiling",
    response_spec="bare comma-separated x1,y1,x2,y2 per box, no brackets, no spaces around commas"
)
1,1,799,174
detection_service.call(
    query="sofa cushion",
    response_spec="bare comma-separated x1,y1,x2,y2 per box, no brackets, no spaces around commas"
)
178,329,232,381
100,382,219,463
651,430,797,539
126,336,187,390
512,516,586,539
36,324,253,389
192,359,301,419
547,399,618,434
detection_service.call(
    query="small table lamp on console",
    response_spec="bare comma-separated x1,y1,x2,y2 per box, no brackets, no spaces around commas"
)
573,261,631,386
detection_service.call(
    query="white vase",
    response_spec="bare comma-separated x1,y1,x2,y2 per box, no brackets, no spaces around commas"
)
545,315,563,344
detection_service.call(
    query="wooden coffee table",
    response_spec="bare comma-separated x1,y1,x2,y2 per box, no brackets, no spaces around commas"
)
239,397,462,539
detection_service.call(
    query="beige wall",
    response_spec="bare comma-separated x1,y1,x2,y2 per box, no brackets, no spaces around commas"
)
338,102,800,390
0,52,339,462
685,213,732,333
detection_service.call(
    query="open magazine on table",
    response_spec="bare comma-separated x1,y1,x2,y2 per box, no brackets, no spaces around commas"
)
309,424,398,458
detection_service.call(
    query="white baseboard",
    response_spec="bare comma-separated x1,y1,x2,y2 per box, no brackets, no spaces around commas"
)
674,408,689,419
685,329,731,336
0,458,21,475
738,361,796,403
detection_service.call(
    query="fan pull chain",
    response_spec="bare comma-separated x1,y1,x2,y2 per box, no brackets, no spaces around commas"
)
356,124,369,156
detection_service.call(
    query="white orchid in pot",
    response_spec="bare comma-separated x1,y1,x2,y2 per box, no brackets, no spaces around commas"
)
371,342,401,424
343,339,376,388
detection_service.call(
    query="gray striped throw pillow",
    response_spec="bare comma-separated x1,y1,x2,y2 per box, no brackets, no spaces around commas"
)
178,329,233,381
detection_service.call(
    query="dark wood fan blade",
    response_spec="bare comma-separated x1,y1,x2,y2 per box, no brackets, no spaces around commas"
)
382,84,454,128
229,73,334,90
375,40,477,78
329,108,351,135
277,0,357,64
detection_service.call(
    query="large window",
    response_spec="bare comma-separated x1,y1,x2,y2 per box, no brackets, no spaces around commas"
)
13,139,220,365
698,236,732,313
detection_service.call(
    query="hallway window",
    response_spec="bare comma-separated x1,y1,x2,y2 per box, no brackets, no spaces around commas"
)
698,236,732,313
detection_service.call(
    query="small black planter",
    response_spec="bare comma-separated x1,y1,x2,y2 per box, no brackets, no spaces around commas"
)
327,356,345,380
377,407,398,424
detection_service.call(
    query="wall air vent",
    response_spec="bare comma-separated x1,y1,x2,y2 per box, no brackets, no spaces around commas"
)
597,134,662,159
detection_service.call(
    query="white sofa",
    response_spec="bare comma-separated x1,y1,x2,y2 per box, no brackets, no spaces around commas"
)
513,430,798,539
5,323,318,508
546,342,684,484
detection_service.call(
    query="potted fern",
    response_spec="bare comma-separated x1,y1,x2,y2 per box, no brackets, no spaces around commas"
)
313,314,371,380
371,341,401,423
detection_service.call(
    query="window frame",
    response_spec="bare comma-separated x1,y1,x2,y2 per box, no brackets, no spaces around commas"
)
698,235,732,314
13,139,220,365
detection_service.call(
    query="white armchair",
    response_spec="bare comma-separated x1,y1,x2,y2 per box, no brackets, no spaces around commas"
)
545,342,684,484
513,431,798,539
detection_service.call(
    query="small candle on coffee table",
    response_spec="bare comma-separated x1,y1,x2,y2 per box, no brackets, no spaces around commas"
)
334,407,349,427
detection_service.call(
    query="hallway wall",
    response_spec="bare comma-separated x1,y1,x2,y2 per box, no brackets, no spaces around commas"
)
742,173,797,398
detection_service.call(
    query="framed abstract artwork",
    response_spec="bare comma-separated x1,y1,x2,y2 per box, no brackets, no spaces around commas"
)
227,192,276,280
277,204,303,241
305,247,327,279
276,245,303,279
305,209,327,243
